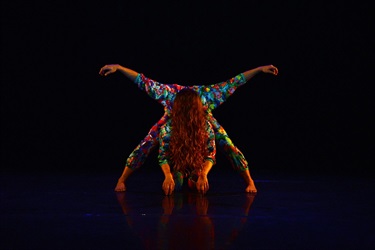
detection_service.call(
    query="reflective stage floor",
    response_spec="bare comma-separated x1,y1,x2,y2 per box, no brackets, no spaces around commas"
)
1,168,374,250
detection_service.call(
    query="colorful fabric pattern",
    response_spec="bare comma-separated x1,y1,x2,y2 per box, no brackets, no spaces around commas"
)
125,73,249,172
135,73,246,114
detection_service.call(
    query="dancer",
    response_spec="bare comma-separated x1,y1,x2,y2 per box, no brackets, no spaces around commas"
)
99,64,278,193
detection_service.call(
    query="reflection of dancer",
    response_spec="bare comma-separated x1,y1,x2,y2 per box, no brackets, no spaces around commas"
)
159,89,216,195
99,64,278,193
159,194,215,250
116,192,256,250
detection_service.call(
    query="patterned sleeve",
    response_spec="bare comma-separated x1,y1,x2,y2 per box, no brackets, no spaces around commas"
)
158,121,171,166
206,121,216,165
191,73,247,111
134,73,184,108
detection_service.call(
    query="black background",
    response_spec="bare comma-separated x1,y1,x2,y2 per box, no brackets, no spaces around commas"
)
1,1,373,177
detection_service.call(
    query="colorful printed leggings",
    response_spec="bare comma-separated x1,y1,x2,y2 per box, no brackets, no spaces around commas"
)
125,113,249,172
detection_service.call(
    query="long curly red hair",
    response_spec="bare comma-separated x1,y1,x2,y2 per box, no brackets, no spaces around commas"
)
169,89,209,175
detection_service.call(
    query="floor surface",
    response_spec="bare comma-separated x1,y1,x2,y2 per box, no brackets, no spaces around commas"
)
1,168,374,250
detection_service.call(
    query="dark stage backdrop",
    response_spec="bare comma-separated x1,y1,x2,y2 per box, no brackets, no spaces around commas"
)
1,1,373,177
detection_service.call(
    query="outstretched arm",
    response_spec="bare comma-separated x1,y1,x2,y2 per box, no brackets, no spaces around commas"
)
196,64,279,110
99,64,180,106
99,64,138,81
242,64,278,81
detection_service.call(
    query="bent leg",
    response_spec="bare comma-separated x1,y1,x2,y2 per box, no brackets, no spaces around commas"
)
211,117,257,193
211,119,249,172
115,133,158,191
115,114,168,191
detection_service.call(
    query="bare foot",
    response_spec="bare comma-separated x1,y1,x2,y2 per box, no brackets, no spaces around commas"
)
245,180,257,193
240,170,257,193
115,181,126,192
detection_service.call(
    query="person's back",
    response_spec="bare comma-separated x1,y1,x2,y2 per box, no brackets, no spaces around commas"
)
159,89,216,195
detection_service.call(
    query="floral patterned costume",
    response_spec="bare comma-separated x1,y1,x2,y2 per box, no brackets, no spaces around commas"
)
125,73,249,172
158,119,216,168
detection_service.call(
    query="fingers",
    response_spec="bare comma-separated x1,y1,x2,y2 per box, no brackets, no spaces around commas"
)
272,66,279,75
163,183,175,195
270,65,278,75
197,182,209,194
166,186,173,195
196,176,209,194
99,69,113,76
99,65,113,76
99,67,107,76
167,186,174,195
163,185,169,195
263,65,278,76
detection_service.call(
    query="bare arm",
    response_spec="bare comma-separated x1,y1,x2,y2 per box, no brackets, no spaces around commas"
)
99,64,138,82
243,65,279,81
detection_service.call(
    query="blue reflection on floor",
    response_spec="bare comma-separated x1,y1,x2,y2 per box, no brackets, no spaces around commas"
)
1,168,374,250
